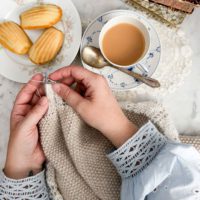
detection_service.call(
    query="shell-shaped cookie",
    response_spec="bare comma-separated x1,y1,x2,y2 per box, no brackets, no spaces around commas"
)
29,27,64,65
20,4,63,30
0,21,32,55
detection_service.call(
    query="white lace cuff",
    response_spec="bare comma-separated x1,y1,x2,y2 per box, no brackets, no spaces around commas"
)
107,121,167,178
0,170,49,199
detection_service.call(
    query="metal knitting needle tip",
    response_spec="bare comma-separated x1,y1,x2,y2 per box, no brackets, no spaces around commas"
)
42,72,59,84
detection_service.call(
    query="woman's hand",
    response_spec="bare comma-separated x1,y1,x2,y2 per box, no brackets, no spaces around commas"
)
49,66,138,147
4,74,48,179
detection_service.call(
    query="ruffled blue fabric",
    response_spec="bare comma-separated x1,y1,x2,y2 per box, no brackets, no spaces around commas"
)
108,121,200,200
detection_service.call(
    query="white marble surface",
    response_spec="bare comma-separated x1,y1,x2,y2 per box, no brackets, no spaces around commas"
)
164,10,200,135
0,0,200,168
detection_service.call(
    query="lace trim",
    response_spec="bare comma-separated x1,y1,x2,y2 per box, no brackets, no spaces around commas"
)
107,121,167,178
0,170,49,199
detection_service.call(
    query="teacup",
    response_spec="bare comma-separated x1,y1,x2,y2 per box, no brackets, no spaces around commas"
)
99,15,150,68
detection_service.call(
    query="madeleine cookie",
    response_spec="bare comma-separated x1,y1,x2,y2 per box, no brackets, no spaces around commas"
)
29,27,64,65
0,21,32,55
20,4,62,30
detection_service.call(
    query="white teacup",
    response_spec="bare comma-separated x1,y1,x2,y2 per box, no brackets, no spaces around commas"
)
99,15,150,68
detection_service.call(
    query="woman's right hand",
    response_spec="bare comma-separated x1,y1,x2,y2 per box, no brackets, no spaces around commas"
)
49,66,138,147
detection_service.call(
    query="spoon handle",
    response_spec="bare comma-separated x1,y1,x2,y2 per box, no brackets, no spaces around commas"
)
113,66,160,88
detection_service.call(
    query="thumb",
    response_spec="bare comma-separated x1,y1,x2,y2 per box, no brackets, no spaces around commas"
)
22,97,49,129
52,83,86,111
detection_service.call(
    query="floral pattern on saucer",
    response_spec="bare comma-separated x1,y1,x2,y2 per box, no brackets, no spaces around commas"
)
80,10,161,90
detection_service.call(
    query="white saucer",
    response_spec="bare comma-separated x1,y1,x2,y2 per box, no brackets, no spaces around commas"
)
0,0,82,83
80,10,161,90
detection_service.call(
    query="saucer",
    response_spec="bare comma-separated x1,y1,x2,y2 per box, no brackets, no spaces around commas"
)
0,0,82,83
80,10,161,90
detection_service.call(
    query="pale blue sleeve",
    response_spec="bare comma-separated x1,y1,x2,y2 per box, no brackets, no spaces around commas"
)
107,121,200,200
0,170,50,199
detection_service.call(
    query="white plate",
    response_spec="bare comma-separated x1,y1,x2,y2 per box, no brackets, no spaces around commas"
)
0,0,82,83
80,10,161,90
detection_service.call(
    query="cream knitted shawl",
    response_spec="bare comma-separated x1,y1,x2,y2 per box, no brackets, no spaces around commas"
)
39,85,198,200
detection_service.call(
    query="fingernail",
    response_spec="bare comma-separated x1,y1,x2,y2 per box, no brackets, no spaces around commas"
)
32,73,43,79
39,97,48,105
52,84,60,93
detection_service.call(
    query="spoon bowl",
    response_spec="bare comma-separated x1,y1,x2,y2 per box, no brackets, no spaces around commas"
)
82,46,109,68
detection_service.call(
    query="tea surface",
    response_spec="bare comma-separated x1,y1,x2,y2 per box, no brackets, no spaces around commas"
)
102,23,145,66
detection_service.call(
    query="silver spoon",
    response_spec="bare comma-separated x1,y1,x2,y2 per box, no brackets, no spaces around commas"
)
81,46,160,88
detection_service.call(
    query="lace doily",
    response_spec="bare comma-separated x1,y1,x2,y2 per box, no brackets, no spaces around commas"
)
79,7,192,98
138,18,192,97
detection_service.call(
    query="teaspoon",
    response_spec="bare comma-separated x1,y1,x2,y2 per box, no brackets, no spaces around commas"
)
81,46,160,88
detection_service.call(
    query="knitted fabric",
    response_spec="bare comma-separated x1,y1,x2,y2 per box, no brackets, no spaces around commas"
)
39,84,179,200
179,135,200,152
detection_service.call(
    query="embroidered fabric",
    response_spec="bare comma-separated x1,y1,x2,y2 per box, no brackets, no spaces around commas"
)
123,0,187,26
107,121,167,178
0,170,49,200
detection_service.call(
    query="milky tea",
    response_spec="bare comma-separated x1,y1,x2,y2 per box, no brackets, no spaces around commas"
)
102,23,145,66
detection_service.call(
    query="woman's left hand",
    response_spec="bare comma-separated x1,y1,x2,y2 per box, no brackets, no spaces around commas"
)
4,74,49,179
